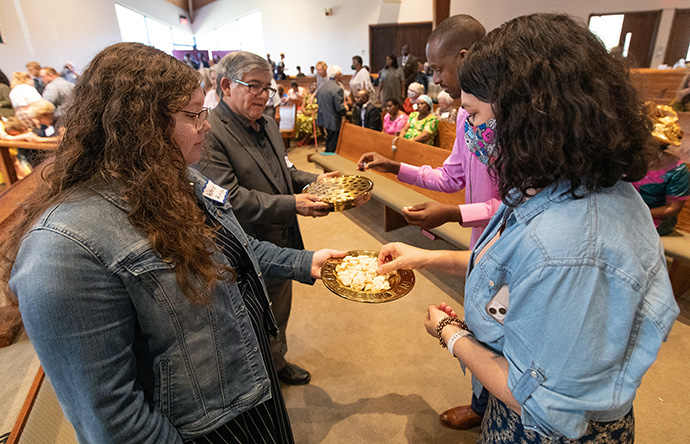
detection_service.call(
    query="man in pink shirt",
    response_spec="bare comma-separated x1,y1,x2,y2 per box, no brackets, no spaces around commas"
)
359,15,500,249
358,14,499,430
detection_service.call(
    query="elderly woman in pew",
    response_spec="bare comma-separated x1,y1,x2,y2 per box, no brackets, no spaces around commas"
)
633,104,689,236
1,42,344,444
401,94,438,146
436,90,458,123
379,14,678,443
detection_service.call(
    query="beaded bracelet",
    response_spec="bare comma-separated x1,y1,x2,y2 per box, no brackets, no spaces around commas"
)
436,316,468,348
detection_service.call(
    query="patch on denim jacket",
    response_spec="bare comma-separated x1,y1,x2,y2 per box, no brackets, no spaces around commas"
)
202,180,228,204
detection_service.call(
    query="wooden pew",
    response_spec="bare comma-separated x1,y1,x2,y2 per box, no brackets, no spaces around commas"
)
630,68,687,104
0,161,48,346
0,140,58,186
309,120,472,250
435,120,456,151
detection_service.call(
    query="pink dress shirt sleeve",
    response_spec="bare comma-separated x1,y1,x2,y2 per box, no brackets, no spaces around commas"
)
459,199,502,228
396,135,468,193
394,108,502,247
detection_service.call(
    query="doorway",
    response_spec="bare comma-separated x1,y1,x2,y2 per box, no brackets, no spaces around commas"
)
369,22,432,74
664,9,690,66
589,10,661,68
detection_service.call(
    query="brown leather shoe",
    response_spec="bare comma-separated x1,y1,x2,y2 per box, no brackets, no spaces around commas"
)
439,404,483,430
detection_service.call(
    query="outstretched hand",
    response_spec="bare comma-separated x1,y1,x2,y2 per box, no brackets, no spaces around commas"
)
317,171,341,182
403,202,461,229
377,242,431,274
356,152,401,174
311,249,347,279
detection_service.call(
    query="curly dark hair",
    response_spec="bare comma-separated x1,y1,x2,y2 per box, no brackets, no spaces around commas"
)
1,42,229,303
386,97,401,108
458,13,653,204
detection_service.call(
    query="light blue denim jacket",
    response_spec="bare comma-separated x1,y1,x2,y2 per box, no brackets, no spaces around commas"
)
10,168,315,443
465,180,679,439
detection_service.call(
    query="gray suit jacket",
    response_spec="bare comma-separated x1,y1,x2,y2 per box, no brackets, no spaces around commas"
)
194,100,318,249
398,54,419,87
315,79,346,131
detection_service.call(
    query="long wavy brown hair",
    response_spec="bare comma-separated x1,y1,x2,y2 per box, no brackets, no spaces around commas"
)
1,42,228,303
458,14,653,204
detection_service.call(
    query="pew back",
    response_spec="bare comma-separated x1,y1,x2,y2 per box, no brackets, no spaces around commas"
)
630,68,687,104
334,121,465,206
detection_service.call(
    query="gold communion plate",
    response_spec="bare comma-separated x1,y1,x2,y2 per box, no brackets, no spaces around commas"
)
302,175,373,211
321,250,415,303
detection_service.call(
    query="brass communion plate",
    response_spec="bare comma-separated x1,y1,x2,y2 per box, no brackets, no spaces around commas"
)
302,175,373,211
321,250,415,303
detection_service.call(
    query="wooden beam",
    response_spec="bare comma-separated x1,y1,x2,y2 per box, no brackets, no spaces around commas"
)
434,0,451,27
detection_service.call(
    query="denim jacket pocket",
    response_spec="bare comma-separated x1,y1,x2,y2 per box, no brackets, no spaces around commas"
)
467,255,511,343
156,358,173,419
123,250,189,306
125,250,176,276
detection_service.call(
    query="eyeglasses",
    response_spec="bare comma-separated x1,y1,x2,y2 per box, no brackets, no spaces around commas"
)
233,79,277,98
180,108,210,130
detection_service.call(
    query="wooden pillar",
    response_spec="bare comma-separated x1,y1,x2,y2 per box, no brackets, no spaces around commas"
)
434,0,451,27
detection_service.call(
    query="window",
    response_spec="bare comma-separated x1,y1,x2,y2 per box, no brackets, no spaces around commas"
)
195,11,264,55
114,4,194,54
589,14,624,50
146,17,174,54
115,4,148,45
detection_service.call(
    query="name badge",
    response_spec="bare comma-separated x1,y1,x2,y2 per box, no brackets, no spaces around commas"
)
202,180,228,204
284,156,294,169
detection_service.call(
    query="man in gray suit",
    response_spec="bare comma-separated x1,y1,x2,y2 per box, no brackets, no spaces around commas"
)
316,65,347,153
398,44,419,90
195,51,337,385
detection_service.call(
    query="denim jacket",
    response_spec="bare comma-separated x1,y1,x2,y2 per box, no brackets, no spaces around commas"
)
11,168,315,443
465,180,679,439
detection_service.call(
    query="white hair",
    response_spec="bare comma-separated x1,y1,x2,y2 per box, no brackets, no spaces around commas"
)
216,51,271,98
437,90,453,105
327,65,342,79
407,82,424,94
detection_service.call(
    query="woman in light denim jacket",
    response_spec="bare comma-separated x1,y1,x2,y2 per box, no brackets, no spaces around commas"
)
380,14,680,443
2,43,343,444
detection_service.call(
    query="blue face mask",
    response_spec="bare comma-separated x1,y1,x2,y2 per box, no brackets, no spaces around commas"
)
464,118,498,166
